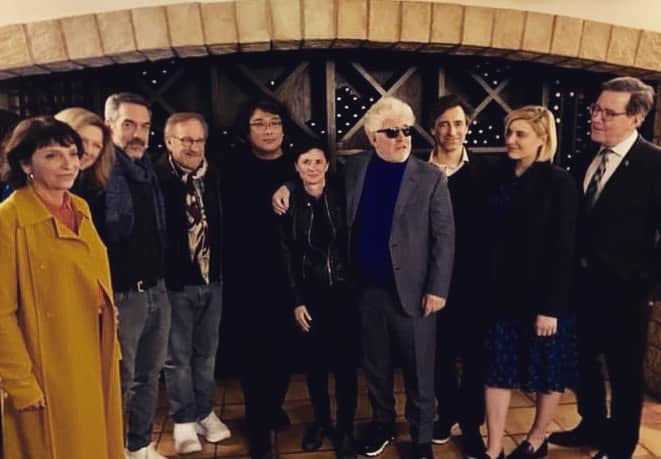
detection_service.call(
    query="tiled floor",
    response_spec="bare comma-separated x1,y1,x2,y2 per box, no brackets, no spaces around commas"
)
150,370,661,458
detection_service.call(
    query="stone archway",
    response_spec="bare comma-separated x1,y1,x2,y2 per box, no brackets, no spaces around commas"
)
1,0,661,80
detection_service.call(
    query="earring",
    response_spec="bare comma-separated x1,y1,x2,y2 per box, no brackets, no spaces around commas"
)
28,172,34,181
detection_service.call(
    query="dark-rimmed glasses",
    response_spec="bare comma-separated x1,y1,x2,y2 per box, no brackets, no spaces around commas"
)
376,127,413,138
587,103,628,122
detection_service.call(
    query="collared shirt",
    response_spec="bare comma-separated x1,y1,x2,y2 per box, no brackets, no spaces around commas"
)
583,129,638,200
429,147,469,177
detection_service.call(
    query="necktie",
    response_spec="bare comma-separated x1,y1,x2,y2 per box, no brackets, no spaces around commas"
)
585,148,612,207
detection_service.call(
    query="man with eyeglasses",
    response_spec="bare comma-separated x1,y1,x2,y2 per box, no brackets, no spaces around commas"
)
222,99,297,459
100,92,170,459
155,112,231,454
549,77,661,459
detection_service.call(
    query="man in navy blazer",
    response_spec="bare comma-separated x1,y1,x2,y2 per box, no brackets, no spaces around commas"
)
550,77,661,459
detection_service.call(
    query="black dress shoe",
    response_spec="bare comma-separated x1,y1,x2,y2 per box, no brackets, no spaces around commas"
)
270,409,291,432
334,431,357,459
548,422,600,448
356,422,396,457
411,443,434,459
302,423,332,451
507,440,548,459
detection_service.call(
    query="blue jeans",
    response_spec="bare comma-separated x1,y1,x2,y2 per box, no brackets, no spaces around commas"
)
163,282,223,423
115,280,172,452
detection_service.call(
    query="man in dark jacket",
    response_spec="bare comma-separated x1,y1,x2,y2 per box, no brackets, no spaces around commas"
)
549,77,661,459
101,92,170,459
428,95,501,458
156,113,230,455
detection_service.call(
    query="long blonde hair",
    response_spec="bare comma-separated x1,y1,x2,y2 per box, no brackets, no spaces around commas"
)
55,107,115,189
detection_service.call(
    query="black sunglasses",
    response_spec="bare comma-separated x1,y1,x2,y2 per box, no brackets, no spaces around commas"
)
376,127,413,138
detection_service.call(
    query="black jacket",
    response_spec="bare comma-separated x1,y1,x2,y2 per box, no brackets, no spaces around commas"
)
155,155,223,290
278,177,351,308
486,160,579,319
573,135,661,293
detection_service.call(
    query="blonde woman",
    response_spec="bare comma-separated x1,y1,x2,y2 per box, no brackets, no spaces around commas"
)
55,107,115,194
481,106,578,459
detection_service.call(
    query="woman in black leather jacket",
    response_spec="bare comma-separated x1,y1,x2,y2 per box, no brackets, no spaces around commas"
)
278,141,358,459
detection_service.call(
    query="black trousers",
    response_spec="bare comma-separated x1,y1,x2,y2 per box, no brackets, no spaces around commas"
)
237,306,292,456
301,286,358,432
575,267,651,458
359,286,436,444
434,302,485,432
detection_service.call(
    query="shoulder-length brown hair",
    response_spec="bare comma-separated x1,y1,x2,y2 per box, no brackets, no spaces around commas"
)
55,107,115,189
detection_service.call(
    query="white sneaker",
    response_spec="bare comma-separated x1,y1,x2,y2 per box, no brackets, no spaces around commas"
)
126,443,167,459
195,410,231,443
174,422,203,454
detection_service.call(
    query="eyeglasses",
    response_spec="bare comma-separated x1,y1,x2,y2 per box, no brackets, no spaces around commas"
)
587,103,628,121
172,136,206,147
249,120,283,131
376,127,413,138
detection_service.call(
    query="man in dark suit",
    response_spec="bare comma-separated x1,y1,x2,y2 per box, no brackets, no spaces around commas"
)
428,95,501,458
549,77,661,459
345,97,454,459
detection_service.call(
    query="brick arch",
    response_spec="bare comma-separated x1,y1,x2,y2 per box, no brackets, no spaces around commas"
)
1,0,661,80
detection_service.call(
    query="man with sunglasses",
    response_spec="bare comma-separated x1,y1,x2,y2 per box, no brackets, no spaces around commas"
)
549,77,661,459
156,112,231,454
351,96,455,459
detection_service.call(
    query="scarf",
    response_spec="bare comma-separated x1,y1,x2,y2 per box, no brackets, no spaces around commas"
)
169,155,210,284
105,147,167,247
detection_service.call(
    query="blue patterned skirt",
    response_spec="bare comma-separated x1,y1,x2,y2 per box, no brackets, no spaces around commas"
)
483,314,577,393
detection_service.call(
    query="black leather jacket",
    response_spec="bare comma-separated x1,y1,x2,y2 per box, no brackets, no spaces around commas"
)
278,177,351,307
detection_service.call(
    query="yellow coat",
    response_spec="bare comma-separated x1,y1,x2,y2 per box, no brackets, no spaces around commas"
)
0,186,124,459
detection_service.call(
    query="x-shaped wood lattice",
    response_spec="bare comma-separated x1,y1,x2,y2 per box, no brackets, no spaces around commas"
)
340,63,434,146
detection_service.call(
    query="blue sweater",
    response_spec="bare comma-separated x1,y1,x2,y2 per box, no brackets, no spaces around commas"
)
356,154,407,287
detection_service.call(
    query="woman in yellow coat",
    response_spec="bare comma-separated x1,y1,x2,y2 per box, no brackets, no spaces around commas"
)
0,116,124,459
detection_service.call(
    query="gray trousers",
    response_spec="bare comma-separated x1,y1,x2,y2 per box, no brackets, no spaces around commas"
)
359,286,436,444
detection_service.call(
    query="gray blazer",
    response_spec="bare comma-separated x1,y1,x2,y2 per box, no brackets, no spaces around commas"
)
344,150,455,317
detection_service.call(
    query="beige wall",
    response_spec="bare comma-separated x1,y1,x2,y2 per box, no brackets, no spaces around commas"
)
2,0,661,32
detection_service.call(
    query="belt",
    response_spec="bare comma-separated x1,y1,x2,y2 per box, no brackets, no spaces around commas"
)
132,278,158,293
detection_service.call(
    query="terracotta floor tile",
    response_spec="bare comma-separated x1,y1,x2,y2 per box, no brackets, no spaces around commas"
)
215,429,251,457
283,399,316,424
559,390,578,405
552,404,582,430
504,407,562,436
224,382,245,404
510,390,535,408
151,370,659,459
221,403,246,421
638,422,661,456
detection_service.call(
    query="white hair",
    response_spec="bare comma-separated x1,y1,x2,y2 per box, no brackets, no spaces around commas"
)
363,96,416,134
